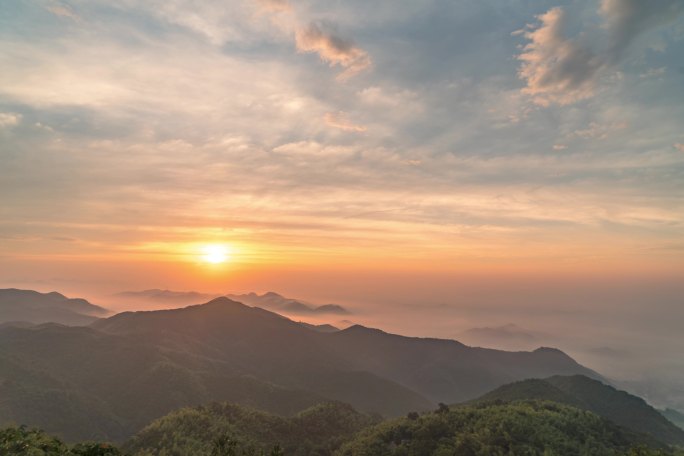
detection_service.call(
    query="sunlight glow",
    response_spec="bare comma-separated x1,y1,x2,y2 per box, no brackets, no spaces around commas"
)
201,244,231,264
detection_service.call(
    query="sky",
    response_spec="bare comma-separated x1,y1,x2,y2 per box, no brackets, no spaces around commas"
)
1,0,684,403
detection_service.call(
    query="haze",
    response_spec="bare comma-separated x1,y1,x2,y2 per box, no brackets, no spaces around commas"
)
1,0,683,408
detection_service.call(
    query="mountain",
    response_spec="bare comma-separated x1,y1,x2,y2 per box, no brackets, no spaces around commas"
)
458,323,543,350
299,322,340,333
471,375,684,446
0,322,325,442
92,298,432,418
323,324,601,404
93,298,597,407
337,400,668,455
226,291,350,315
115,289,219,305
0,288,108,326
662,408,684,430
125,401,377,455
0,296,604,442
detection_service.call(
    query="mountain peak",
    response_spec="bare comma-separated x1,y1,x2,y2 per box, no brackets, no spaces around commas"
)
534,346,566,355
45,291,68,300
205,296,245,306
263,291,284,298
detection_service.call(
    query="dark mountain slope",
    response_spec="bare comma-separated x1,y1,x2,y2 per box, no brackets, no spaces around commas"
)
92,298,434,417
93,298,597,412
0,289,108,326
0,323,324,441
322,324,600,404
472,375,684,446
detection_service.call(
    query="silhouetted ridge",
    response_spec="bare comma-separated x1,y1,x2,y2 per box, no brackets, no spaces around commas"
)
534,346,566,354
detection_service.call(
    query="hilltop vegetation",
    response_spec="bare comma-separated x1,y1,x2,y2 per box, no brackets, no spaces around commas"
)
471,375,684,446
5,400,681,456
0,425,122,455
337,401,680,456
126,401,377,456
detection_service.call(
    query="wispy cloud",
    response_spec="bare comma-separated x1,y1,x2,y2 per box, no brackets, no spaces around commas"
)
45,1,81,21
0,112,22,128
570,121,628,140
517,0,684,106
600,0,684,62
295,22,371,79
253,0,291,13
324,111,367,133
517,7,603,106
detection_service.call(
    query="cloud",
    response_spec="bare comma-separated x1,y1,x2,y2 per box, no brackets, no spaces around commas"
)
639,67,667,78
600,0,684,62
271,140,354,156
570,121,628,140
254,0,291,13
45,2,81,21
295,22,371,79
0,112,22,128
516,7,604,106
324,111,367,133
517,0,684,106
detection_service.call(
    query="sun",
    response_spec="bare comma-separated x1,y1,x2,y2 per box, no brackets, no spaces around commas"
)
201,244,231,264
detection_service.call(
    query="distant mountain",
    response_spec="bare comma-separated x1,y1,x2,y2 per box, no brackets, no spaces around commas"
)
337,400,666,455
125,401,377,455
226,291,350,315
299,322,340,333
661,408,684,430
471,375,684,446
0,289,108,326
459,323,544,350
115,289,219,304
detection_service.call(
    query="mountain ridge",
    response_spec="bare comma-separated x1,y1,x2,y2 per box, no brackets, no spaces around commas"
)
0,288,109,326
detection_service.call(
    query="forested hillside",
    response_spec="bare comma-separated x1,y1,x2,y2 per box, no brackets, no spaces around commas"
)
471,375,684,446
5,401,681,456
337,401,680,456
126,401,377,456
